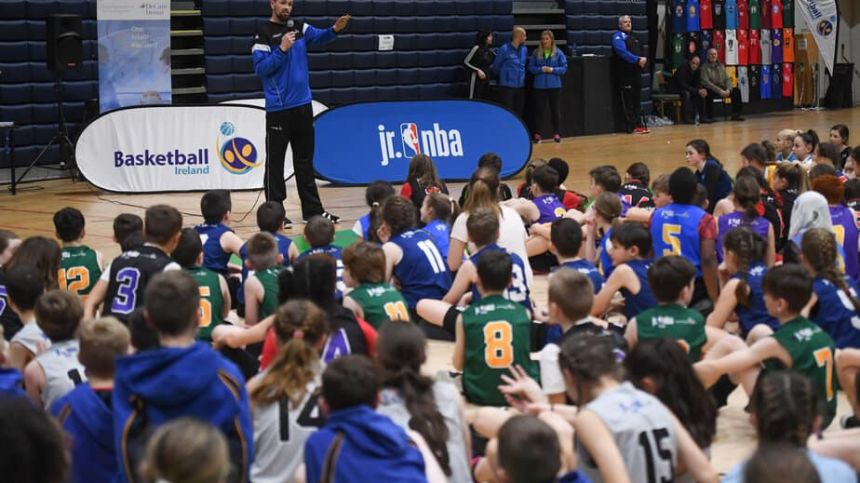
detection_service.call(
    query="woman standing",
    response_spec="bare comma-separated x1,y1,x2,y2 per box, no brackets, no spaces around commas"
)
528,30,568,143
464,30,495,100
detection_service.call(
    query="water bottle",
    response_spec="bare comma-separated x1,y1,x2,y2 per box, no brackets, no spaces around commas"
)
695,113,700,126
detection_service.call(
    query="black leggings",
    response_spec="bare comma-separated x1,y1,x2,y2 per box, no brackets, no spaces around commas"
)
532,88,562,135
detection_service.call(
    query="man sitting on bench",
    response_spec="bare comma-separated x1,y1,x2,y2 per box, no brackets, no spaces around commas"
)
700,48,744,122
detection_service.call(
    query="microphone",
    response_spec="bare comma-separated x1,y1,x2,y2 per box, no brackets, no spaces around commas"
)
286,19,302,39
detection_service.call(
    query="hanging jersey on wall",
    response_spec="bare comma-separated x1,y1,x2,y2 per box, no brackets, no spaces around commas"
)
760,29,772,64
749,64,761,101
749,0,761,28
726,66,739,87
761,64,772,99
687,32,701,59
772,28,783,63
782,62,793,98
699,30,713,59
738,66,750,102
713,0,726,29
749,29,762,64
783,0,793,27
771,0,783,28
673,0,687,33
725,30,739,65
737,0,749,29
673,33,686,68
725,0,738,29
761,0,772,28
700,0,713,28
771,64,781,99
713,30,726,63
738,29,749,65
783,28,795,62
687,0,701,31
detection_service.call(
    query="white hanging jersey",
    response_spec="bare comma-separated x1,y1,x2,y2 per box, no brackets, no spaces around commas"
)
250,370,324,483
577,382,678,483
738,66,750,102
35,339,86,409
725,30,739,65
760,29,772,64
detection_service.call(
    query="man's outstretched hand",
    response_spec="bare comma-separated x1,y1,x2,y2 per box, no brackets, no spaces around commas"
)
333,14,351,33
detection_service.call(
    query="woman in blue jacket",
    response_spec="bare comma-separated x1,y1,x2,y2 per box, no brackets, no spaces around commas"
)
528,31,568,143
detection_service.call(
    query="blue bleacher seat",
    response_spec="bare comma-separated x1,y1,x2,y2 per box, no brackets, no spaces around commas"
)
207,57,232,75
435,1,456,15
372,0,394,16
582,1,601,14
330,87,355,104
33,125,57,144
56,0,88,16
329,52,354,68
417,51,440,67
207,75,234,94
349,1,374,16
205,38,232,55
81,19,96,38
330,70,354,87
26,20,45,40
234,56,254,73
204,18,230,36
473,0,493,15
437,50,462,66
393,16,416,33
0,1,26,19
203,0,229,16
395,33,418,50
13,127,35,146
327,0,350,16
353,86,377,103
456,17,477,32
0,21,28,42
27,0,58,19
310,71,331,88
232,18,258,36
492,0,511,14
308,52,331,70
392,0,415,16
353,69,376,87
5,106,32,124
395,52,419,68
376,85,398,101
2,42,29,62
374,52,396,68
414,0,435,16
397,68,419,85
568,31,587,46
565,1,585,15
398,84,421,100
373,16,395,33
352,51,375,69
454,0,476,15
350,17,373,33
234,74,261,92
297,0,326,16
0,63,30,82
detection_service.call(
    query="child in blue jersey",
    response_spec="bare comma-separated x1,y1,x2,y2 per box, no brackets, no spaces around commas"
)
585,192,623,279
651,167,720,306
297,216,346,297
352,180,395,242
417,209,531,335
380,196,452,311
812,175,860,282
801,228,860,349
52,317,130,483
591,221,657,321
420,191,458,265
194,190,245,278
686,139,732,214
707,228,779,339
550,218,603,294
113,270,253,483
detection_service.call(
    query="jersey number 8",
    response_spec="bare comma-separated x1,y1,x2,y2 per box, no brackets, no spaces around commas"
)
483,321,514,369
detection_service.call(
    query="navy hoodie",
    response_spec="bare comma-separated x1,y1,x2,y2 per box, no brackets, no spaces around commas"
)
52,384,116,483
304,405,427,483
112,342,253,483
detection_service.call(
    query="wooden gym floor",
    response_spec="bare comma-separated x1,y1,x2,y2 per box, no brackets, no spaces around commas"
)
1,107,858,474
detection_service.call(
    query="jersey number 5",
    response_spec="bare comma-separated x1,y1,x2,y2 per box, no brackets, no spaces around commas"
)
484,321,514,369
662,224,682,256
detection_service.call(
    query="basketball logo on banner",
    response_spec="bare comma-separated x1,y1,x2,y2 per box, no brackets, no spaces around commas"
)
216,122,260,175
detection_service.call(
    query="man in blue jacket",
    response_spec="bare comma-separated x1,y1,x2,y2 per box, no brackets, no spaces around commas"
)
252,0,350,225
492,27,528,119
112,271,254,483
611,15,650,134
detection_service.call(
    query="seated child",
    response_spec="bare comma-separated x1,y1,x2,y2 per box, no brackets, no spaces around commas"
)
194,190,244,278
24,290,87,409
773,162,805,239
239,201,298,275
243,233,285,327
695,264,838,428
584,192,623,279
342,241,410,329
591,221,657,321
353,180,395,242
6,265,47,371
420,192,457,264
812,174,860,282
53,207,103,297
775,129,800,162
549,218,603,294
112,213,144,251
686,139,732,214
0,229,21,266
620,161,653,209
715,175,777,266
297,215,346,296
453,250,537,406
548,157,588,211
507,166,566,225
52,317,130,483
173,228,231,343
400,153,449,214
143,418,231,483
459,152,514,205
588,165,630,215
624,173,671,223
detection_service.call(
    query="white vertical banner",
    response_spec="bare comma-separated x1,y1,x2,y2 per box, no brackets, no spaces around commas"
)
97,0,172,113
796,0,839,74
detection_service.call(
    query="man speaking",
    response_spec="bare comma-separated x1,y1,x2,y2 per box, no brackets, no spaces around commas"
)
253,0,349,224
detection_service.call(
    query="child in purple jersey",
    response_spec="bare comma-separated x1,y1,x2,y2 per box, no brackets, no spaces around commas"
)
506,165,567,259
812,175,860,282
716,175,776,265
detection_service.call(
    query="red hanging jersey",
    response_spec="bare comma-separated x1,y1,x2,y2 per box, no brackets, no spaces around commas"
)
761,0,772,28
782,62,793,98
749,29,762,64
771,0,783,28
737,0,749,29
783,28,795,62
700,0,714,29
713,30,726,63
737,29,749,65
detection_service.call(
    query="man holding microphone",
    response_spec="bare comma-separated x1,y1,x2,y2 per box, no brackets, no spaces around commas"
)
253,0,350,225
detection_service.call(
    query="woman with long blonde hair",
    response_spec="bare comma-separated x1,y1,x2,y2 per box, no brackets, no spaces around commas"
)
528,30,567,143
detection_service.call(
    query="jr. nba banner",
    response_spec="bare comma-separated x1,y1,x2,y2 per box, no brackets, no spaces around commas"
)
796,0,838,73
96,0,172,113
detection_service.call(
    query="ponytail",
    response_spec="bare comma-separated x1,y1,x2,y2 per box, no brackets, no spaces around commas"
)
733,175,762,222
723,228,766,308
425,192,460,225
801,228,860,312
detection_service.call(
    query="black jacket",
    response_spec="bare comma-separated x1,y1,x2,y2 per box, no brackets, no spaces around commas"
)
671,61,701,95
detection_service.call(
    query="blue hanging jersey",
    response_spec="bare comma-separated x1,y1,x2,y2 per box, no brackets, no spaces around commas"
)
716,211,771,262
297,245,346,297
687,0,701,31
619,259,657,320
811,276,860,349
651,203,707,275
469,244,531,311
732,263,780,337
559,259,604,294
830,205,859,282
761,65,772,99
237,232,293,304
194,223,233,276
772,29,783,63
423,219,451,264
534,194,566,224
725,0,738,28
673,0,688,32
699,30,713,60
390,230,452,308
598,227,616,279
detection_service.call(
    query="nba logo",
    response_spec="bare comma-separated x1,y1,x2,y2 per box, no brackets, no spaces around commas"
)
400,123,421,157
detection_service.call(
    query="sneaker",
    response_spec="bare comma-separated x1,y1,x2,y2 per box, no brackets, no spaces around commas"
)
840,415,860,429
553,134,561,143
633,127,651,134
306,211,340,224
283,216,293,229
533,133,542,144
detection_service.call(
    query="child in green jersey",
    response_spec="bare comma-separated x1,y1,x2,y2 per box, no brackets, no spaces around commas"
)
342,241,410,328
173,228,231,342
452,250,536,406
243,233,285,327
53,207,104,297
695,264,838,428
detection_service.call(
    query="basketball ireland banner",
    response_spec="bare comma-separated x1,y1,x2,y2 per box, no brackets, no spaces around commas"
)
796,0,838,74
96,0,172,112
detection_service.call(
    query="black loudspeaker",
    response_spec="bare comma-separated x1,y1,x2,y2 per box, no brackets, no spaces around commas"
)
46,14,82,72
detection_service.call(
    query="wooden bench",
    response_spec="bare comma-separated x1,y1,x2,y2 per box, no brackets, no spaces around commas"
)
652,93,682,122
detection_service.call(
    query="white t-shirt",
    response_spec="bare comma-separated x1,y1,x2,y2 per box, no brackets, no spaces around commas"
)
451,205,532,284
539,342,565,395
11,320,50,355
